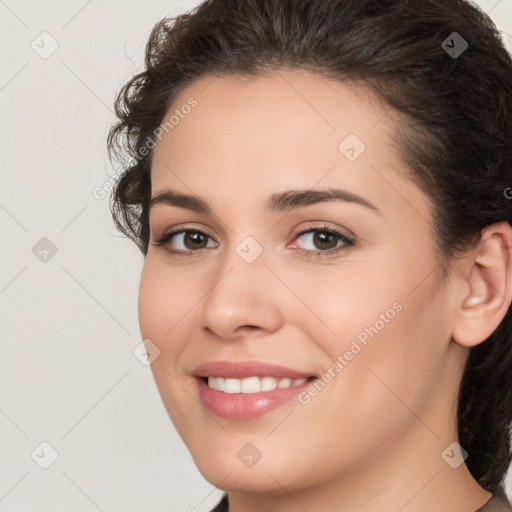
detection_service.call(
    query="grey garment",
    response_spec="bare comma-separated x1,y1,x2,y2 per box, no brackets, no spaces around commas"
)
476,487,512,512
210,489,512,511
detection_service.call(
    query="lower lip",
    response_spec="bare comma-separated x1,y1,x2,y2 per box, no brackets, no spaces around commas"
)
196,377,316,420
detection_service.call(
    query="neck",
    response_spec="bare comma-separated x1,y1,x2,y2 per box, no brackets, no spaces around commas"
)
226,433,492,512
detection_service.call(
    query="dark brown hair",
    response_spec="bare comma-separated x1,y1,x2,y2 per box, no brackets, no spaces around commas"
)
108,0,512,493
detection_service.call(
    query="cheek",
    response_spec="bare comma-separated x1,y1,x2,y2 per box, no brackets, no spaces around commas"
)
324,272,449,423
137,259,190,349
137,259,198,430
311,244,449,398
138,261,164,342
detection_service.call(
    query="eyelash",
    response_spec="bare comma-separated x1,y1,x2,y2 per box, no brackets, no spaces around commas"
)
152,225,355,258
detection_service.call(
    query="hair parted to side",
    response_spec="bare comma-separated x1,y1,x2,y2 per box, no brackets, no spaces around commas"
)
107,0,512,493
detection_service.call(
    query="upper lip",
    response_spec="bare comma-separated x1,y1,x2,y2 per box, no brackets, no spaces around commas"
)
194,360,316,379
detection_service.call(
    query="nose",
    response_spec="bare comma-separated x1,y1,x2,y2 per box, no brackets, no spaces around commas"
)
199,245,284,341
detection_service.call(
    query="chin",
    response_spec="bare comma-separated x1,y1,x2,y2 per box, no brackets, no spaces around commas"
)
196,461,289,493
187,439,306,494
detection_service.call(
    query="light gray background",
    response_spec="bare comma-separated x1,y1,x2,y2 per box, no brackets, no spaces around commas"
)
0,1,511,510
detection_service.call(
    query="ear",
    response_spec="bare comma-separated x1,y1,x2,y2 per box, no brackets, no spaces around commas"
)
452,221,512,348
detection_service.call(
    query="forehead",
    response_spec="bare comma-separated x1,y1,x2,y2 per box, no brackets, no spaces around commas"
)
152,70,394,168
149,69,429,221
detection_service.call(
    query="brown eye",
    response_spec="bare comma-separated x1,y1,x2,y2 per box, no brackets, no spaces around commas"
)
292,227,355,255
154,229,217,254
181,231,209,250
312,231,339,250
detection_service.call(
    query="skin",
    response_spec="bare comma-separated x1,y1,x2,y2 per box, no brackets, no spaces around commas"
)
138,69,512,512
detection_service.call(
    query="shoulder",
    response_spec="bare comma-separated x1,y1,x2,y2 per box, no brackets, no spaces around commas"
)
207,490,512,512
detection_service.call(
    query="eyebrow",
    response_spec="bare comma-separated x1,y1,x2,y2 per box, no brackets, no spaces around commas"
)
148,187,382,215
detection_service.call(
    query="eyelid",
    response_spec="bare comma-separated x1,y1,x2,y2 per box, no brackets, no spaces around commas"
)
288,221,355,241
154,223,215,241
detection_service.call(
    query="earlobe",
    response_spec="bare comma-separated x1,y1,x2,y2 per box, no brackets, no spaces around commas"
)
452,221,512,348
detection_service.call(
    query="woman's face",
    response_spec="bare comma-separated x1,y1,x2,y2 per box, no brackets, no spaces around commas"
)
139,70,466,495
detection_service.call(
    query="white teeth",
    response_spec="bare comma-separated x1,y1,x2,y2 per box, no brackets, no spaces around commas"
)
240,376,261,393
277,377,292,388
206,376,309,393
224,378,241,393
261,376,278,391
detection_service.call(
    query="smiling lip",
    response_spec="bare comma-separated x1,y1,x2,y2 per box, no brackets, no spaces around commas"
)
194,360,317,420
193,360,316,379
